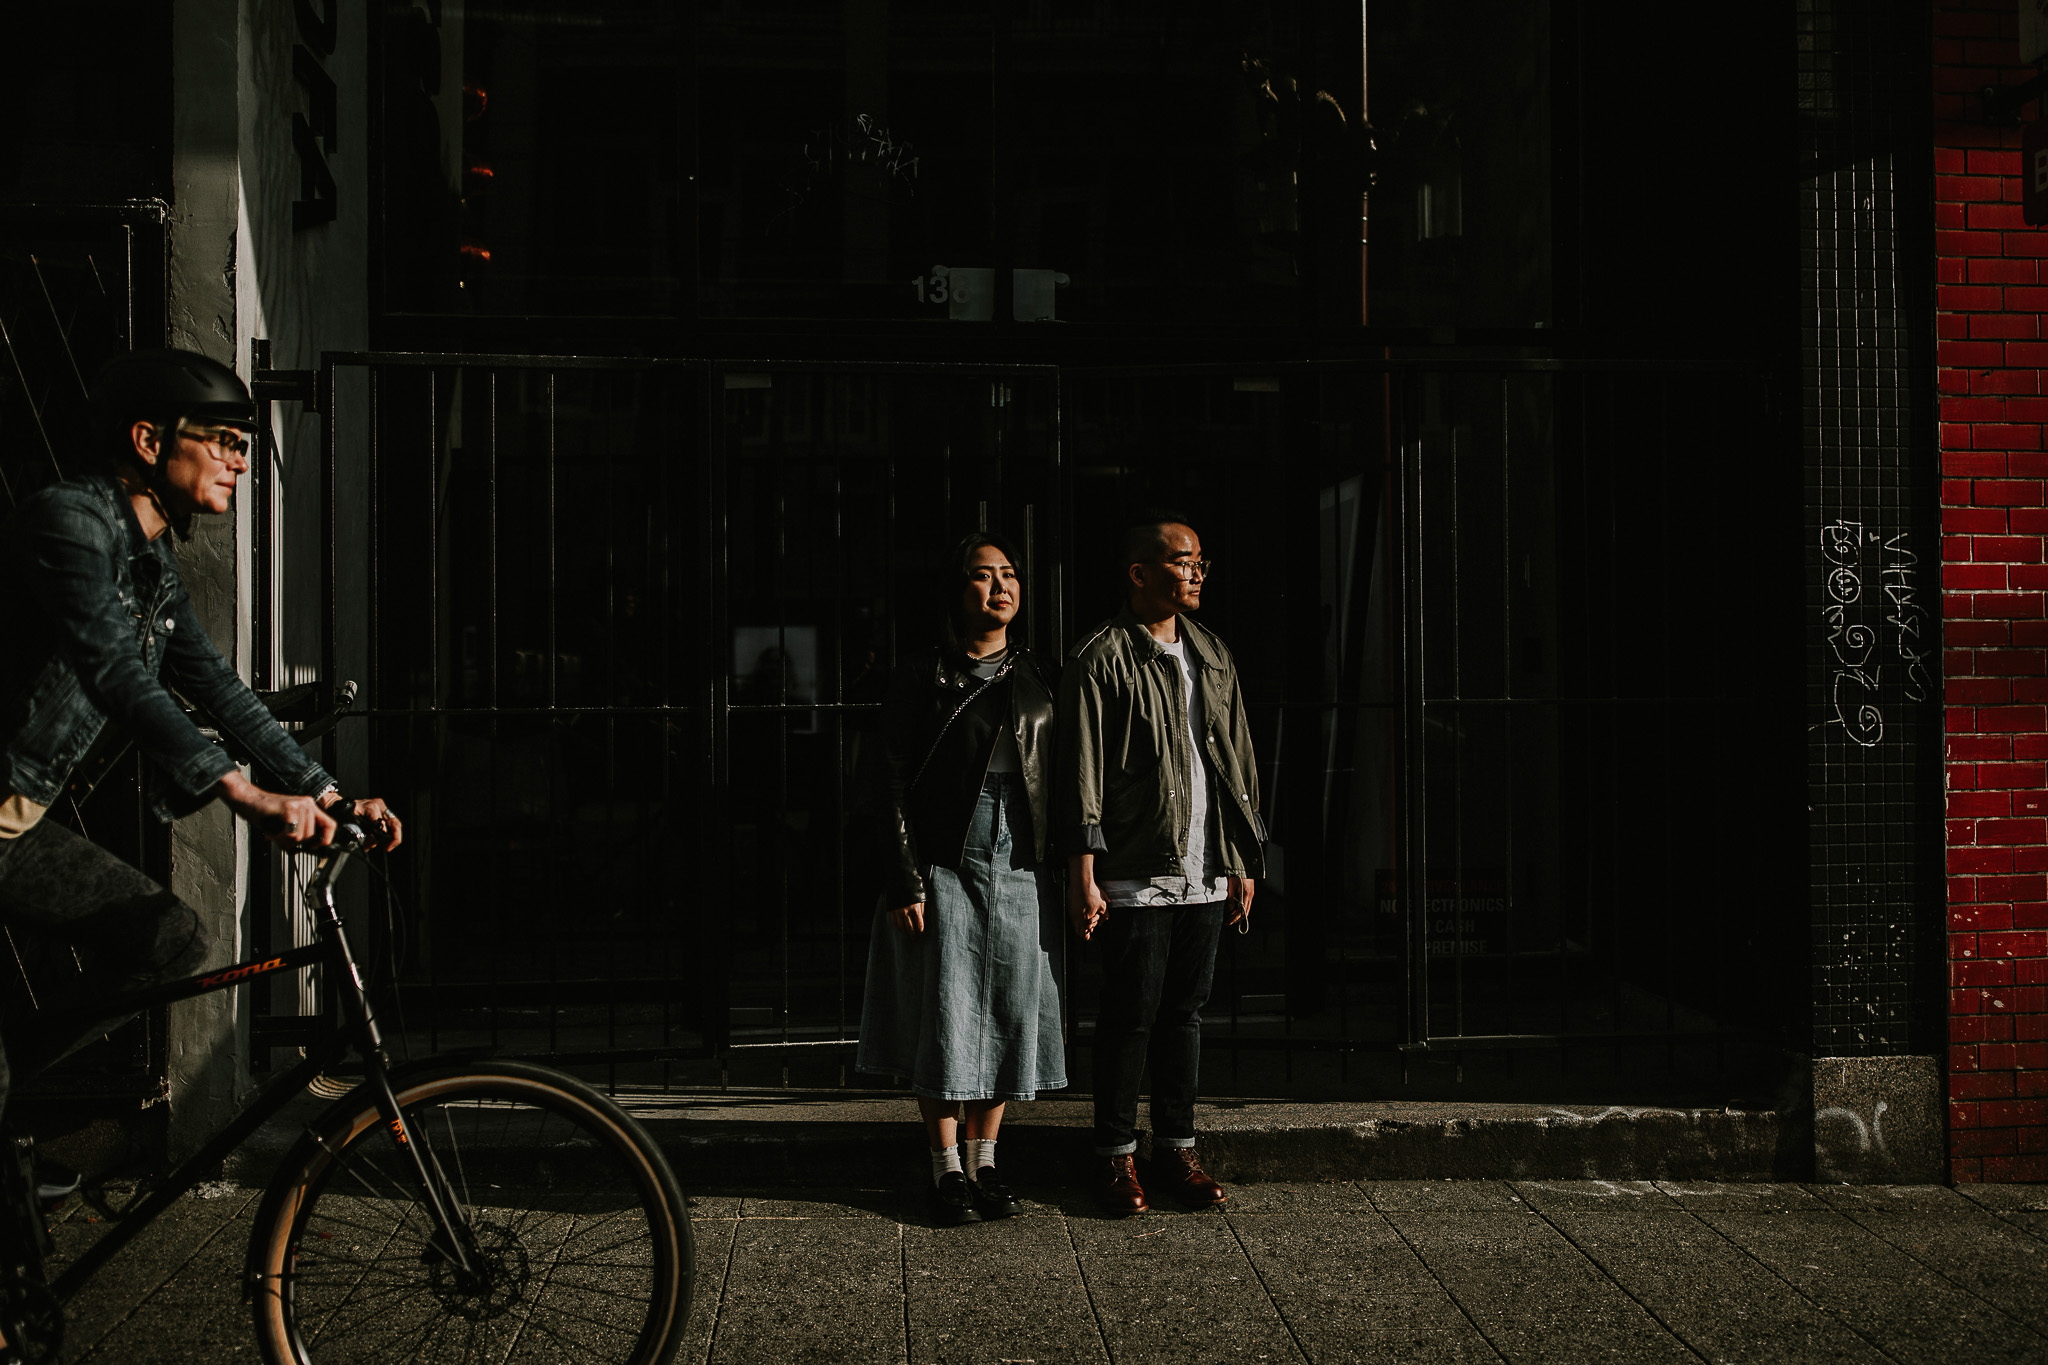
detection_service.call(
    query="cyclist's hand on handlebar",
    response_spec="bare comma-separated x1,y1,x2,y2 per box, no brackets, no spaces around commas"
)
320,791,404,850
217,771,337,848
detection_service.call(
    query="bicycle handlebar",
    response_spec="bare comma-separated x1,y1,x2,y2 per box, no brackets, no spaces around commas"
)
328,820,389,854
279,819,389,857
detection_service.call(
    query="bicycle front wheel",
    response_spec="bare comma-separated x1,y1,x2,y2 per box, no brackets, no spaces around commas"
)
249,1060,691,1365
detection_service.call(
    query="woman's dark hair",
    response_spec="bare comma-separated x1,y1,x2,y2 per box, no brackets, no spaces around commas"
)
938,530,1026,658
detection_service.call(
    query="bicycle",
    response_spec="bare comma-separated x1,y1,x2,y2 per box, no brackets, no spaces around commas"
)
0,820,694,1363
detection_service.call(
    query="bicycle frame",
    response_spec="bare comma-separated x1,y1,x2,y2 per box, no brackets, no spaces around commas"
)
41,839,481,1300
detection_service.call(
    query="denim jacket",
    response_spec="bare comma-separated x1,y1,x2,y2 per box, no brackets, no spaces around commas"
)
0,471,334,817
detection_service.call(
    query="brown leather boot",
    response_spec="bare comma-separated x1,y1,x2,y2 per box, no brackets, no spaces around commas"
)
1152,1146,1227,1208
1094,1153,1149,1215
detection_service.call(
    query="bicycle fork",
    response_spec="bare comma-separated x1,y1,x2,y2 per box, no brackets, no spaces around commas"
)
309,852,483,1284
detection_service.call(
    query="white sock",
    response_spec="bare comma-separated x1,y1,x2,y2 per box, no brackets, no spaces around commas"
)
965,1137,997,1174
930,1145,963,1186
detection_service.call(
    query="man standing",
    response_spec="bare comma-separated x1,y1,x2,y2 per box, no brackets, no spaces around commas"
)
1057,514,1265,1214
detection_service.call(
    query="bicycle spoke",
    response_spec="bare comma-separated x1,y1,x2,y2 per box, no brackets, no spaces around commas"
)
295,1204,410,1351
437,1103,475,1212
329,1150,435,1236
529,1278,657,1308
513,1306,643,1354
344,1299,483,1364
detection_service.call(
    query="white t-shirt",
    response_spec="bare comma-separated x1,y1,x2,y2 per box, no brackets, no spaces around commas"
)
1101,637,1227,907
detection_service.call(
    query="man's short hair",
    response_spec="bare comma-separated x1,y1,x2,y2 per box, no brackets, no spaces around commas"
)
1120,509,1193,573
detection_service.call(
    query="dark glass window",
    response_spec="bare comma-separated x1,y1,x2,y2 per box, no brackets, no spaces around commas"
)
1363,0,1552,329
381,3,689,316
0,4,171,205
375,2,1393,328
1007,4,1328,326
696,4,994,320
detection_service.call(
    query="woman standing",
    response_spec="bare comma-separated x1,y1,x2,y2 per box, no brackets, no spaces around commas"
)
858,533,1065,1224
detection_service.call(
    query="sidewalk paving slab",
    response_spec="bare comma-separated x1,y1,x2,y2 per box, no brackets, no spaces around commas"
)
33,1170,2048,1364
705,1216,906,1365
1378,1207,1699,1365
47,1189,258,1363
1806,1183,1976,1213
1831,1204,2048,1334
1510,1179,1678,1214
904,1214,1109,1365
76,1194,259,1365
1208,1181,1378,1216
1359,1180,1534,1214
2004,1211,2048,1240
1647,1181,1828,1212
682,1213,738,1365
1954,1182,2048,1212
1696,1206,2048,1365
1532,1207,1878,1364
1068,1219,1308,1365
1230,1210,1498,1363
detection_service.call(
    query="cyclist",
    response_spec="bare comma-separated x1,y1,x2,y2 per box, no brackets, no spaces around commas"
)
0,347,401,1135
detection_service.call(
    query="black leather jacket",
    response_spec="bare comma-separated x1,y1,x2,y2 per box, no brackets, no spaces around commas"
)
879,645,1057,907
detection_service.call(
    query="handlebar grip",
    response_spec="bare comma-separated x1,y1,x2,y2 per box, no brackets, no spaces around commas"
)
330,819,390,853
266,817,388,855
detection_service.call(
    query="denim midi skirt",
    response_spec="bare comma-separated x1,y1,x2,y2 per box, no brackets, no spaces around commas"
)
857,773,1068,1101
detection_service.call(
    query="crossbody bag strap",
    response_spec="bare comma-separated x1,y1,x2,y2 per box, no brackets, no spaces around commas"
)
907,653,1017,793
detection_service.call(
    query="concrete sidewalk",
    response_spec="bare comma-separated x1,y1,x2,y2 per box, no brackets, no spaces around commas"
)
42,1173,2048,1363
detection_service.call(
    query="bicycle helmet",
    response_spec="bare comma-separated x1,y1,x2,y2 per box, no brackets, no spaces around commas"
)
89,349,258,539
91,348,258,434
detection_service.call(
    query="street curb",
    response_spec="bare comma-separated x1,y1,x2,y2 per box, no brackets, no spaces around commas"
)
1191,1109,1802,1183
647,1104,1804,1186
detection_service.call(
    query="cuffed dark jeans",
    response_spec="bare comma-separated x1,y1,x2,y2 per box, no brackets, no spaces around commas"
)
0,819,209,1126
1091,899,1226,1155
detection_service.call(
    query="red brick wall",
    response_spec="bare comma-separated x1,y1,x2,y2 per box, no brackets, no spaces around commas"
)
1937,0,2048,1183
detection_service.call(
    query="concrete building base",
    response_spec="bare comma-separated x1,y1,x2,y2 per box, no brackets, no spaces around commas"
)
646,1093,1808,1186
1810,1055,1944,1184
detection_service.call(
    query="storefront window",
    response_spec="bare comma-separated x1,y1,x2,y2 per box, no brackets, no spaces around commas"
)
374,2,1407,328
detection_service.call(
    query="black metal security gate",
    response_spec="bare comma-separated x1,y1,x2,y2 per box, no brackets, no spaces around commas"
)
1389,363,1800,1091
269,351,1796,1102
0,203,175,1122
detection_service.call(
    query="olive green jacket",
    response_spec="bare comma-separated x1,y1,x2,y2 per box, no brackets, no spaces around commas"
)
1054,607,1267,882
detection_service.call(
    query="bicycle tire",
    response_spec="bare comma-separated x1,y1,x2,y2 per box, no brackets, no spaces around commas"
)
248,1060,691,1365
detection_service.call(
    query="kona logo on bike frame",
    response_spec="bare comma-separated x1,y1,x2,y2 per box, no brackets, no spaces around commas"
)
199,957,288,989
389,1118,409,1145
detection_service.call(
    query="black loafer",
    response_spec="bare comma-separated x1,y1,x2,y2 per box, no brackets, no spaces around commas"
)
970,1165,1024,1219
928,1170,982,1225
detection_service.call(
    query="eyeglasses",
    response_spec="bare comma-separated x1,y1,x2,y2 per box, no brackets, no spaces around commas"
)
1149,559,1213,580
175,423,252,459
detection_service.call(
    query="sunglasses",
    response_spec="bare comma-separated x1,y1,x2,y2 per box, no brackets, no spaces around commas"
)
174,423,253,458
